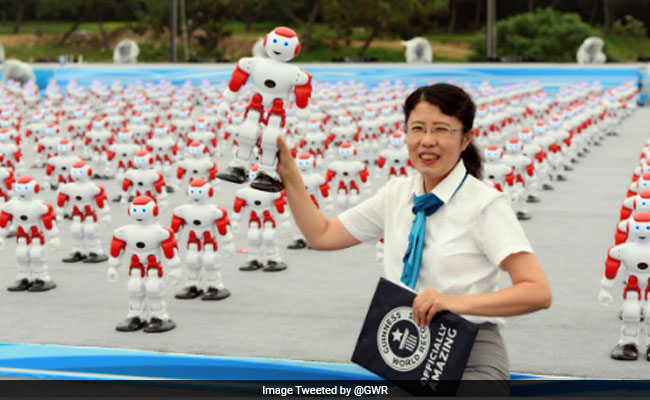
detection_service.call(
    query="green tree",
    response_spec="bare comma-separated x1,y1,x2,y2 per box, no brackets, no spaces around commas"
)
471,8,597,62
612,14,647,57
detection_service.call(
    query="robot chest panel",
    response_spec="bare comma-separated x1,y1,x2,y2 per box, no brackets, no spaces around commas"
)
386,149,408,165
123,227,162,252
303,175,323,193
185,159,209,173
190,132,212,142
483,164,509,180
251,63,295,98
242,189,274,211
0,144,17,155
131,171,158,187
334,163,361,179
115,144,138,159
66,184,96,204
11,202,44,226
182,207,217,230
149,139,173,152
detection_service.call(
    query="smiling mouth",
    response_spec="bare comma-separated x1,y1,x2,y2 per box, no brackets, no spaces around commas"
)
273,51,281,55
641,236,647,240
136,218,143,222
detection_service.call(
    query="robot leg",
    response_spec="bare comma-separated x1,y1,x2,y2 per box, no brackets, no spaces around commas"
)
252,101,285,192
240,224,264,271
27,242,56,292
262,221,286,272
336,188,349,211
9,239,32,291
514,183,531,220
611,291,641,360
644,299,650,361
176,242,204,299
201,243,230,300
217,107,261,184
82,219,108,263
117,274,147,332
144,271,176,333
287,227,308,250
525,173,541,203
62,216,86,262
349,189,361,208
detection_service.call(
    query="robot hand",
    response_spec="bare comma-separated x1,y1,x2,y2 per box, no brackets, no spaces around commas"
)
598,289,613,307
107,266,119,283
119,196,127,207
217,102,231,119
100,214,112,227
231,220,240,234
0,236,5,249
295,107,310,122
221,242,236,258
47,237,61,251
166,268,183,285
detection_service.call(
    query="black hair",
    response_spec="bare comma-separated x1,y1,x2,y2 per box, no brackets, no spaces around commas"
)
403,83,482,180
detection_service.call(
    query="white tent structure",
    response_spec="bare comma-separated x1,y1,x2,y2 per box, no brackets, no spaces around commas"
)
576,37,607,64
401,37,433,64
113,39,140,63
2,59,35,85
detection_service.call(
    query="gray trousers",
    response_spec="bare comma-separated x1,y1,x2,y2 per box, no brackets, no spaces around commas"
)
457,323,510,396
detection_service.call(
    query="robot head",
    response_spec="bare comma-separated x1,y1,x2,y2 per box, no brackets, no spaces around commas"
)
0,128,12,143
549,116,561,130
264,26,301,62
231,112,243,125
57,138,74,155
133,150,154,169
309,102,321,113
389,131,405,147
195,118,208,131
505,137,523,154
70,160,92,182
117,128,133,143
31,111,44,122
338,112,352,126
381,105,392,117
484,144,503,162
187,178,214,203
129,196,158,224
518,128,533,143
187,141,208,158
533,121,546,135
44,123,59,136
296,153,316,173
176,108,190,119
476,105,487,118
91,117,106,130
153,123,169,137
0,117,12,129
131,112,143,125
249,163,260,181
364,108,376,120
637,190,650,212
338,141,357,159
307,118,320,132
510,96,520,107
71,107,85,119
15,176,39,200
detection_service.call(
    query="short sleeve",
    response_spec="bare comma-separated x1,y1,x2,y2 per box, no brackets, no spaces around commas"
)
337,181,392,243
473,195,534,269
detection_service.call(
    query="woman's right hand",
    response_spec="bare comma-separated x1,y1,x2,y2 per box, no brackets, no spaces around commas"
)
276,136,299,181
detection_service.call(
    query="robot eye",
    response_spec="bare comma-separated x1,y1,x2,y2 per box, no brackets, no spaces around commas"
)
198,190,203,194
189,189,195,195
643,201,647,207
646,226,650,231
284,41,289,47
273,38,278,44
132,207,137,214
141,208,146,213
644,183,648,188
635,225,641,231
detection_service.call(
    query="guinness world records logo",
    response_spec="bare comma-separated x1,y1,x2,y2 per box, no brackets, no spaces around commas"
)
377,306,431,372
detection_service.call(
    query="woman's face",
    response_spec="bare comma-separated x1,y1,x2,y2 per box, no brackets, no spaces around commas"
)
405,101,471,193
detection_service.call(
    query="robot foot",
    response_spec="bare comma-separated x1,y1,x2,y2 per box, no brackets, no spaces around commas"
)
556,174,568,182
27,279,56,292
239,260,264,271
115,316,148,332
6,230,16,238
516,211,531,220
83,252,109,263
143,317,176,333
7,278,32,291
287,239,309,249
201,287,231,301
111,195,122,203
563,165,574,172
526,194,542,203
217,165,249,184
175,285,204,299
250,170,284,192
610,343,638,361
542,183,554,190
619,309,644,321
165,186,175,193
647,346,650,362
263,260,287,272
62,251,87,263
49,184,58,191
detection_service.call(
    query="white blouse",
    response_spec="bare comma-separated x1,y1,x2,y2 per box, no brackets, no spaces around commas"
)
338,161,533,325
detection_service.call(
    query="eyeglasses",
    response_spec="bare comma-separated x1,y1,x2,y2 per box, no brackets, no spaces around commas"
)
406,124,463,138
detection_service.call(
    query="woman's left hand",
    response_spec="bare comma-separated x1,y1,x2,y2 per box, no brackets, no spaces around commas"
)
412,289,459,327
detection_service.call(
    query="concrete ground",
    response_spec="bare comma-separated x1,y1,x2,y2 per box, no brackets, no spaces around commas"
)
0,107,648,379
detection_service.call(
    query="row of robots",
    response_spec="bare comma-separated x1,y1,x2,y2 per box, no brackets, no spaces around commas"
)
598,139,650,361
0,27,640,334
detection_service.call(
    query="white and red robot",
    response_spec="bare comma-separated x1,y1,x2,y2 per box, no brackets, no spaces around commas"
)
108,195,181,333
186,117,219,156
232,165,291,271
0,154,15,203
84,117,115,179
120,151,167,207
482,144,517,204
217,26,312,192
0,128,23,171
109,128,142,182
170,178,235,300
325,142,370,211
288,153,332,249
599,211,650,360
146,123,179,192
56,160,111,263
176,141,219,190
0,176,60,292
518,127,553,191
34,122,61,168
376,131,412,180
45,139,81,190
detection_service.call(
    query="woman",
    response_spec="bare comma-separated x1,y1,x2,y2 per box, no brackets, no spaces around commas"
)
276,83,551,387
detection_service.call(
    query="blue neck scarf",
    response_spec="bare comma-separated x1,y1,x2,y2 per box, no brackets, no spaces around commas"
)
400,173,468,289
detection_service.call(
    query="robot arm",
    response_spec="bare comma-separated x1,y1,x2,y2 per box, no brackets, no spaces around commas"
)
599,244,625,307
274,192,291,232
208,161,218,181
294,71,312,122
216,207,235,257
319,180,333,213
42,202,59,240
620,197,635,221
170,212,186,236
231,196,246,233
107,229,126,281
0,209,13,243
161,227,180,269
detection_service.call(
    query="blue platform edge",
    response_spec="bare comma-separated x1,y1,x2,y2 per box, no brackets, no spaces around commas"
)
12,64,642,94
0,342,555,381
